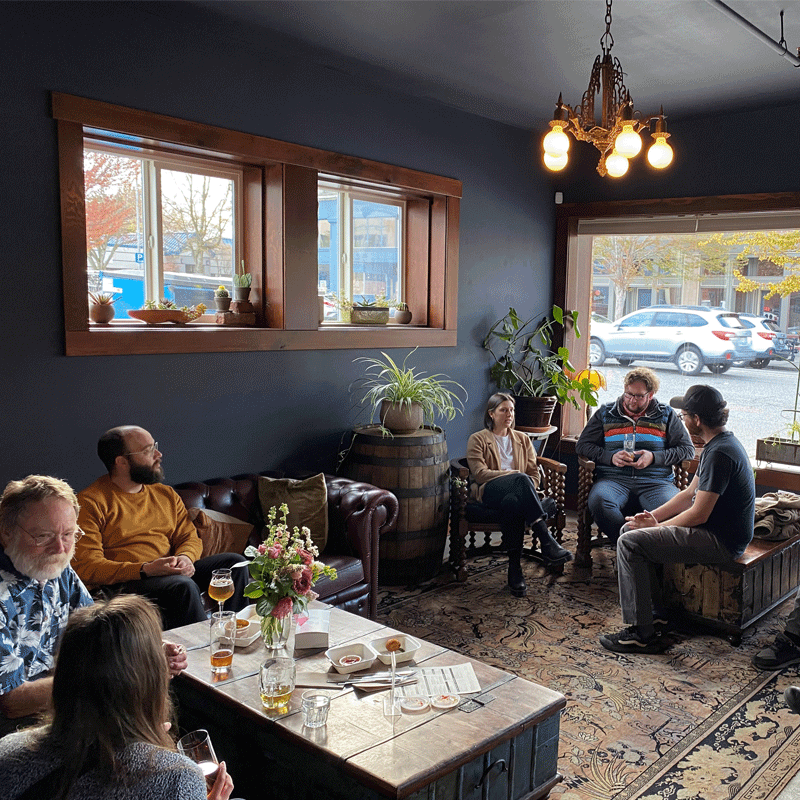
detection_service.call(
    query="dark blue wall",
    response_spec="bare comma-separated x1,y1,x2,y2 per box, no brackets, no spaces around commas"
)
0,2,555,490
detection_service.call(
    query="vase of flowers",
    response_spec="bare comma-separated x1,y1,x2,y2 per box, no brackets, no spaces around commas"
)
244,503,337,651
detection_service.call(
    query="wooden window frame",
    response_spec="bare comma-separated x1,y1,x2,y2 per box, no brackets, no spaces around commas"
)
54,93,462,356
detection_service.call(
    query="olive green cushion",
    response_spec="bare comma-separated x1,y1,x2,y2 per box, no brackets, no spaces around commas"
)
257,473,328,552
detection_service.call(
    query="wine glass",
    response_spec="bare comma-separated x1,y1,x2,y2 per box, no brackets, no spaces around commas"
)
209,568,234,617
177,729,219,793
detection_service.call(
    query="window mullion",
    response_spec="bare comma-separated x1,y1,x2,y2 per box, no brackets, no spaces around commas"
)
140,160,161,301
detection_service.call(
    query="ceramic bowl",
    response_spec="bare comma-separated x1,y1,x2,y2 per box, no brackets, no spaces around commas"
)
370,634,421,665
325,642,377,674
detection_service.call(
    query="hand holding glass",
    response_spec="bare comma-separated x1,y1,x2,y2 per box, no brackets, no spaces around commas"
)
623,433,636,457
210,611,236,674
177,729,219,792
209,568,234,616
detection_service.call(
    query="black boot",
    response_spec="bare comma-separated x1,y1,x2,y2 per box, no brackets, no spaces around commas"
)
507,551,527,597
534,520,572,566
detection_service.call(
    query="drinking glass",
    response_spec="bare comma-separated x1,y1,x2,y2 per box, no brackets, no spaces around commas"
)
177,729,219,792
301,691,331,728
209,568,234,616
259,657,296,714
623,432,636,456
210,611,236,674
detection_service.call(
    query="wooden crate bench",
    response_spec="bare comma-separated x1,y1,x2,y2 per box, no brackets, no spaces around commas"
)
662,531,800,645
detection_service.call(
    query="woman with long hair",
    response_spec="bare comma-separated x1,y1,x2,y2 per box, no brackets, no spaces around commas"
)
0,594,234,800
467,393,572,597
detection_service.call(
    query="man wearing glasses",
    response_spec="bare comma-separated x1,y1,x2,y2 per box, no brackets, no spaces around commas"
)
73,426,249,630
576,368,695,544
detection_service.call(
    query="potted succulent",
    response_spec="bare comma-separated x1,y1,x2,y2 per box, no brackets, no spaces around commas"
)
88,292,116,324
483,305,601,430
214,285,231,312
351,348,467,434
393,302,412,325
233,260,252,302
756,356,800,466
328,293,391,325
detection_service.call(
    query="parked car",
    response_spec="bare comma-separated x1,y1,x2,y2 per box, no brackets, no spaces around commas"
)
738,315,795,367
589,305,755,376
590,312,614,339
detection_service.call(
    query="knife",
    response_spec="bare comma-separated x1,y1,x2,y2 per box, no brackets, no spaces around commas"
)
327,669,416,684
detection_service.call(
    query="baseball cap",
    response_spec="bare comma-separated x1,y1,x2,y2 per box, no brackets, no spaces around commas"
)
669,385,726,416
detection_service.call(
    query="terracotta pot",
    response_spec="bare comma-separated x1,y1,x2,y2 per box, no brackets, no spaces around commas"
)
215,296,231,312
380,400,424,434
394,309,412,324
89,304,115,324
233,287,251,302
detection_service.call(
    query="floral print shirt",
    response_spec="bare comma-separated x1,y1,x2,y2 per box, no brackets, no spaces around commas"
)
0,548,92,695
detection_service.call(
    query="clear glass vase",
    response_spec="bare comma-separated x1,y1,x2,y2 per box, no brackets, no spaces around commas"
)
260,612,292,651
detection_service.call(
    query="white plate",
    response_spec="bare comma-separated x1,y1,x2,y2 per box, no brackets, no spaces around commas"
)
400,696,430,713
370,634,421,665
325,642,377,674
431,694,460,710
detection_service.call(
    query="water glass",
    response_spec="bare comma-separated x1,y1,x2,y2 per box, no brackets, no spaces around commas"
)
210,611,237,674
623,432,636,455
177,729,219,791
301,691,331,728
260,657,296,713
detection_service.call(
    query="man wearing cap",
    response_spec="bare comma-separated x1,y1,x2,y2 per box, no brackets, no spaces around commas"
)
600,385,755,654
576,367,695,544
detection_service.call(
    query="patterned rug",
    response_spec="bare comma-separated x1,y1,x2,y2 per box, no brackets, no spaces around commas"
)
376,527,800,800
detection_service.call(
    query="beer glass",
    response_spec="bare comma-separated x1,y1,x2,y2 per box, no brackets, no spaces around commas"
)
624,432,636,457
209,568,234,616
177,729,219,792
210,611,236,674
259,657,296,713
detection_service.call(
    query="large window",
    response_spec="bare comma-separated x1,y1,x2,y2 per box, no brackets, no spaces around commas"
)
54,93,461,355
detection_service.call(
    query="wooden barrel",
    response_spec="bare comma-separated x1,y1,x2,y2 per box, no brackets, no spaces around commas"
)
344,425,449,585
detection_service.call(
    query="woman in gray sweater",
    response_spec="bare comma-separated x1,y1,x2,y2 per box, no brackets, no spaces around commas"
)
0,595,235,800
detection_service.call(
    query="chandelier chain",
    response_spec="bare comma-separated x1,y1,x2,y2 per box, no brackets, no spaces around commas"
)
601,0,614,55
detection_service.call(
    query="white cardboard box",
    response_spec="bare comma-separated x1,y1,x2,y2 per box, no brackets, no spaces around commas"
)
294,608,331,649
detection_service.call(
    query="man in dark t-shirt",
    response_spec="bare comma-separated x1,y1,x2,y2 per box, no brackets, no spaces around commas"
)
599,385,755,655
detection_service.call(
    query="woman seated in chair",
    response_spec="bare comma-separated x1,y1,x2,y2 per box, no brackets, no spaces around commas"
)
467,393,572,597
0,594,235,800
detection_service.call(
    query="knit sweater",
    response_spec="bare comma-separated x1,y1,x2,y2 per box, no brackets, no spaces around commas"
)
74,475,203,591
0,733,207,800
466,428,540,502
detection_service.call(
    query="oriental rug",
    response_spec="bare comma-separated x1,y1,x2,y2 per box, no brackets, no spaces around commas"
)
376,528,800,800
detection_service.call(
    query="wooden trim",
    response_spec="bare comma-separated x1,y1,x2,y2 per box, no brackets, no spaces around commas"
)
406,198,430,327
427,196,448,329
52,93,462,198
65,326,457,356
443,196,460,332
242,165,264,323
264,163,284,329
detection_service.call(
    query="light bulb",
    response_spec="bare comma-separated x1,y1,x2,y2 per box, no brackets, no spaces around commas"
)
543,151,568,172
543,125,570,156
647,136,674,169
614,124,642,158
605,151,629,178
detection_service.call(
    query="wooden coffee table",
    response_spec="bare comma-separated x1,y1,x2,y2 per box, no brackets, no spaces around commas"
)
168,603,565,800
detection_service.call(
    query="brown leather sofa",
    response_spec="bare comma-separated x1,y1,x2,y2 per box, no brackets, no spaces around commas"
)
173,472,399,620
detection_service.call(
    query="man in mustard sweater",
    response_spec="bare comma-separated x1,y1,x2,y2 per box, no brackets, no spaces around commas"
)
73,426,249,630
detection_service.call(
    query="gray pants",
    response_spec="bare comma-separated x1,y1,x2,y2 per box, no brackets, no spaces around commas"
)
784,590,800,639
616,523,739,627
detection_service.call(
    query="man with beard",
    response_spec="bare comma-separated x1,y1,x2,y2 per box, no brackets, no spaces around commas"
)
576,367,695,544
600,385,755,654
74,426,249,629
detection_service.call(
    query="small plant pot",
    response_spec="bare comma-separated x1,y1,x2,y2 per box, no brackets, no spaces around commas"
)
89,304,115,324
380,400,424,434
214,297,231,312
233,287,251,302
394,309,412,324
351,306,389,325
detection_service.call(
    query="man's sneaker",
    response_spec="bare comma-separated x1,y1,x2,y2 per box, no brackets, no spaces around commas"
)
752,633,800,671
600,626,669,655
653,610,670,630
785,686,800,713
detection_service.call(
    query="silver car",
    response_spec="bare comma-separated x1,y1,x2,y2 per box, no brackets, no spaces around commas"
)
589,306,754,376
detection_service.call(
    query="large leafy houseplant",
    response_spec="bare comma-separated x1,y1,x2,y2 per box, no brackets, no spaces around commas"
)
483,306,600,410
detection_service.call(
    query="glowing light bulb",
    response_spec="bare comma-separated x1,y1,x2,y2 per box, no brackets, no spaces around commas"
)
543,124,570,156
605,151,629,178
647,136,674,169
544,151,568,172
614,124,642,158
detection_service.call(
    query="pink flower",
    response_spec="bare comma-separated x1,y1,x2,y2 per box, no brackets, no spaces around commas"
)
267,544,283,559
271,596,293,619
298,549,313,566
257,543,267,555
292,567,313,595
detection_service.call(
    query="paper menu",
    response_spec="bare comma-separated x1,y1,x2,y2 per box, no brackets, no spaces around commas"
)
394,663,481,698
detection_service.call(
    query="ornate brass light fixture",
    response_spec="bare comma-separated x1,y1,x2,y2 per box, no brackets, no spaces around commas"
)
542,0,674,177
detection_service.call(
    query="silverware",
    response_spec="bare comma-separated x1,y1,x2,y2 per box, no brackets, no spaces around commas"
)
327,669,415,684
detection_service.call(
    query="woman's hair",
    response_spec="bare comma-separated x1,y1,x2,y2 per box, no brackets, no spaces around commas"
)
484,392,515,430
46,595,175,796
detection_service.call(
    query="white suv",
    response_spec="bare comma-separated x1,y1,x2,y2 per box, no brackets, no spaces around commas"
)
589,306,754,376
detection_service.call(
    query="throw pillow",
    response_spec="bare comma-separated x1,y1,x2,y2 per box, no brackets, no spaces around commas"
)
188,507,254,558
257,473,328,552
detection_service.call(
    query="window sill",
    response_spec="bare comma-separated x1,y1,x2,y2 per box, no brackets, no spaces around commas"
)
66,326,456,355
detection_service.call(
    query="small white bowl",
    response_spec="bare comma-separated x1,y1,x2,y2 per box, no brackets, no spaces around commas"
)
234,620,260,648
325,642,377,674
370,634,421,665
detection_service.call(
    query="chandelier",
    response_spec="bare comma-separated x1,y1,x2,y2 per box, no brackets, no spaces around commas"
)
542,0,674,178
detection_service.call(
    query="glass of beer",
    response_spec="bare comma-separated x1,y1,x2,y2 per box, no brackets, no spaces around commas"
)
177,729,219,791
259,657,296,714
209,611,236,675
209,568,234,616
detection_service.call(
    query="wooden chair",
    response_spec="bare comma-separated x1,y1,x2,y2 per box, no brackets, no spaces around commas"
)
576,456,692,568
448,456,567,582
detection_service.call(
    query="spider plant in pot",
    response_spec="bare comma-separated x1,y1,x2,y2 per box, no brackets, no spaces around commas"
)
351,349,467,434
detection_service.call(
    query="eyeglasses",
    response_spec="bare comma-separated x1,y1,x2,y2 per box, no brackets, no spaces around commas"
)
678,412,695,421
623,392,651,401
18,523,84,548
125,441,158,458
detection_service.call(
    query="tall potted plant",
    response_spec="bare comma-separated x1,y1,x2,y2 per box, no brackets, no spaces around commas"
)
483,306,601,430
755,356,800,466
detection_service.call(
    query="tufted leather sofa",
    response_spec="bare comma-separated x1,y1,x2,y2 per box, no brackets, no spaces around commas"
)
173,472,399,620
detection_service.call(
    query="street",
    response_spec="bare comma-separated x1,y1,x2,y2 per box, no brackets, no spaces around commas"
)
590,358,799,457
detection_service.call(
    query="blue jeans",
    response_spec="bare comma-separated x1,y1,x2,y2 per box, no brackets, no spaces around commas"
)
588,477,679,543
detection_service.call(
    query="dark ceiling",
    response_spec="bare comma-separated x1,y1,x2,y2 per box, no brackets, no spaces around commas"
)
190,0,800,129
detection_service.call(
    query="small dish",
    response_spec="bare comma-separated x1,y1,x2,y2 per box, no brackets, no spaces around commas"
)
325,642,377,674
234,620,260,647
127,309,189,325
400,696,430,713
431,694,460,710
370,634,421,665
